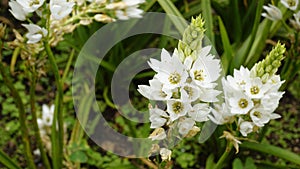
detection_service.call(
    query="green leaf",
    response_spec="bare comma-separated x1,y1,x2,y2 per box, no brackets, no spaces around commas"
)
201,0,215,46
0,150,21,169
157,0,188,33
206,154,215,169
232,158,243,169
245,157,257,169
218,16,234,74
70,151,88,163
241,142,300,166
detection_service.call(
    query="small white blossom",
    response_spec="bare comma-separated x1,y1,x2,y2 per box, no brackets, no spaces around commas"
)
138,78,172,101
149,106,168,129
244,77,269,99
116,7,144,20
149,128,166,141
22,23,48,44
188,103,211,122
228,91,254,115
9,1,28,21
16,0,45,13
262,4,283,21
238,118,254,137
160,148,172,161
290,11,300,30
280,0,299,10
50,0,75,20
249,107,271,127
209,103,234,125
42,104,55,126
167,100,191,121
178,118,195,136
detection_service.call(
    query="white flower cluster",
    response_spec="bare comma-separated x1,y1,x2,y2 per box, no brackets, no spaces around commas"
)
138,46,221,141
106,0,145,20
9,0,74,44
262,0,300,30
37,104,55,136
210,66,284,137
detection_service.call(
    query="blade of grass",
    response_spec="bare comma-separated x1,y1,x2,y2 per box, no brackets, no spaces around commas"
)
241,142,300,166
201,0,215,46
232,0,264,70
218,16,234,74
157,0,188,33
0,150,21,169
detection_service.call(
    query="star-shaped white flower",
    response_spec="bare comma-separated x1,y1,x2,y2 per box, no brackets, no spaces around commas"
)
138,78,172,101
228,92,254,115
22,23,48,44
9,1,29,21
262,4,283,21
238,118,254,137
16,0,45,13
244,77,269,99
149,106,169,129
188,103,211,122
42,104,55,126
249,107,271,127
167,100,191,121
178,118,195,136
50,0,75,20
280,0,299,11
180,84,200,102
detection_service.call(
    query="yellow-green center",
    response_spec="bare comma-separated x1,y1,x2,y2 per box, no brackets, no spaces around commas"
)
238,98,248,109
194,70,205,81
250,86,260,95
172,101,184,114
287,0,296,6
253,111,261,118
168,73,181,84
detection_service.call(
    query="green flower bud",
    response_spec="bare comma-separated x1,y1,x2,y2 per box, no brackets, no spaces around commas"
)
251,42,285,83
178,15,206,61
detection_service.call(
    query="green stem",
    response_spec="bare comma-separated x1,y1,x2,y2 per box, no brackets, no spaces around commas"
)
0,62,36,169
62,49,75,83
214,142,233,169
29,70,51,169
44,42,64,169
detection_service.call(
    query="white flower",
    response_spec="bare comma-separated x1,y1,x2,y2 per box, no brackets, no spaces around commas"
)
249,108,271,127
149,128,166,141
190,46,220,88
238,118,254,137
16,0,45,13
198,87,221,102
178,118,195,136
209,103,234,125
138,78,171,101
262,4,283,21
160,148,172,161
116,7,144,20
229,66,251,91
50,0,75,20
42,104,55,126
261,92,284,112
266,75,285,92
228,91,254,115
37,118,46,135
167,100,191,121
280,0,299,10
149,106,168,129
291,11,300,28
244,77,269,99
22,23,48,44
188,103,211,122
9,1,28,21
180,84,200,102
152,50,188,90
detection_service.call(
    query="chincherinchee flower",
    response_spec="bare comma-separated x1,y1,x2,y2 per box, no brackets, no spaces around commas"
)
138,78,172,101
42,104,55,126
228,91,254,115
50,0,75,20
9,1,29,21
149,106,169,128
262,4,282,21
22,23,48,44
167,100,192,121
280,0,299,10
106,0,145,20
16,0,45,13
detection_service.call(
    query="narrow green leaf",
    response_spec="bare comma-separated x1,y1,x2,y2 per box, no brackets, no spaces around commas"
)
245,157,257,169
0,150,21,169
201,0,215,46
205,154,215,169
232,158,243,169
157,0,188,33
232,0,242,43
241,142,300,166
218,16,234,74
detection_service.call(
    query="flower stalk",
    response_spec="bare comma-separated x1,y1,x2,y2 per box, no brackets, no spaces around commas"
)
44,41,64,169
213,142,233,169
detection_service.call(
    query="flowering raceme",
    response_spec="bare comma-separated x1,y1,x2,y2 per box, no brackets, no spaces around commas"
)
209,43,286,137
138,16,222,160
